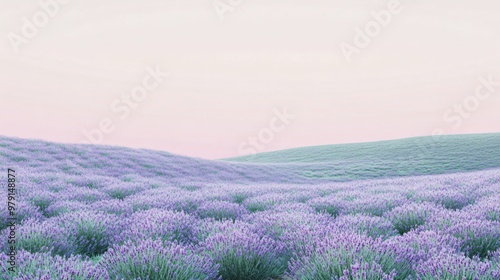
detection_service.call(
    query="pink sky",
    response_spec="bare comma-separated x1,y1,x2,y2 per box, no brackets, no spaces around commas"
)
1,0,500,159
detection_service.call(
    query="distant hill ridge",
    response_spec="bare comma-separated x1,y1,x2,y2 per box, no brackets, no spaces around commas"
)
1,133,499,183
224,133,500,163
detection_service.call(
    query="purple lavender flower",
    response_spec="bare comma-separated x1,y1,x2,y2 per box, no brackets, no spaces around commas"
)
447,219,500,259
335,214,398,239
384,202,443,234
416,189,475,210
287,232,412,280
90,199,134,216
463,195,500,222
58,187,110,203
0,218,75,257
100,238,219,280
425,210,500,259
243,192,295,212
272,202,316,213
0,250,109,280
44,200,90,217
415,252,500,280
347,193,409,216
195,200,249,221
116,208,198,245
201,224,286,280
307,195,349,217
0,200,44,230
101,182,147,200
55,211,122,257
247,210,335,264
383,230,462,265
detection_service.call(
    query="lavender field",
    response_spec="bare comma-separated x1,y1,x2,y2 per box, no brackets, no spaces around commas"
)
1,135,500,279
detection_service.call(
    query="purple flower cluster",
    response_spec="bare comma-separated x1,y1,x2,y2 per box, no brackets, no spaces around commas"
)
200,223,286,280
55,211,122,257
0,218,75,257
307,195,349,217
415,252,500,280
116,208,198,245
416,189,475,210
0,201,43,230
287,231,412,280
195,200,249,221
100,239,220,280
384,202,443,234
463,194,500,221
383,230,462,264
0,250,108,280
335,214,398,239
425,210,500,259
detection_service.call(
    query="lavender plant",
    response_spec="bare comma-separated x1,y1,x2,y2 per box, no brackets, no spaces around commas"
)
287,232,412,280
100,239,219,280
335,214,398,239
0,250,109,280
201,226,286,280
116,208,198,245
384,202,443,234
56,211,121,257
415,252,500,280
1,218,74,257
196,200,249,221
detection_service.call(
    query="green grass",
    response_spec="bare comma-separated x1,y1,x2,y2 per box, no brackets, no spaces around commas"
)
224,133,500,180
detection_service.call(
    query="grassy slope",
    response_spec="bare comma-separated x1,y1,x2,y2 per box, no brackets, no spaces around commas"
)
223,133,500,179
1,133,499,183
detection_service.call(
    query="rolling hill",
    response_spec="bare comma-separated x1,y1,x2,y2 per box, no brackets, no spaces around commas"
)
223,133,500,179
1,133,499,184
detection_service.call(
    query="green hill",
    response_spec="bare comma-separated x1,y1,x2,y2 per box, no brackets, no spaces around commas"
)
223,133,500,179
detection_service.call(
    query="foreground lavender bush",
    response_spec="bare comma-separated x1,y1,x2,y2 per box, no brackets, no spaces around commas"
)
246,210,331,242
0,218,74,257
102,183,146,200
27,190,57,214
383,230,462,265
90,199,134,216
426,211,500,259
287,232,412,280
335,214,398,239
447,219,500,259
0,250,108,280
415,252,500,280
272,202,316,213
116,209,198,245
417,190,474,210
196,200,249,221
0,201,44,230
56,211,121,257
463,195,500,222
347,194,409,217
201,226,286,280
307,195,348,217
243,193,293,212
100,239,219,280
384,202,443,234
44,200,90,217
